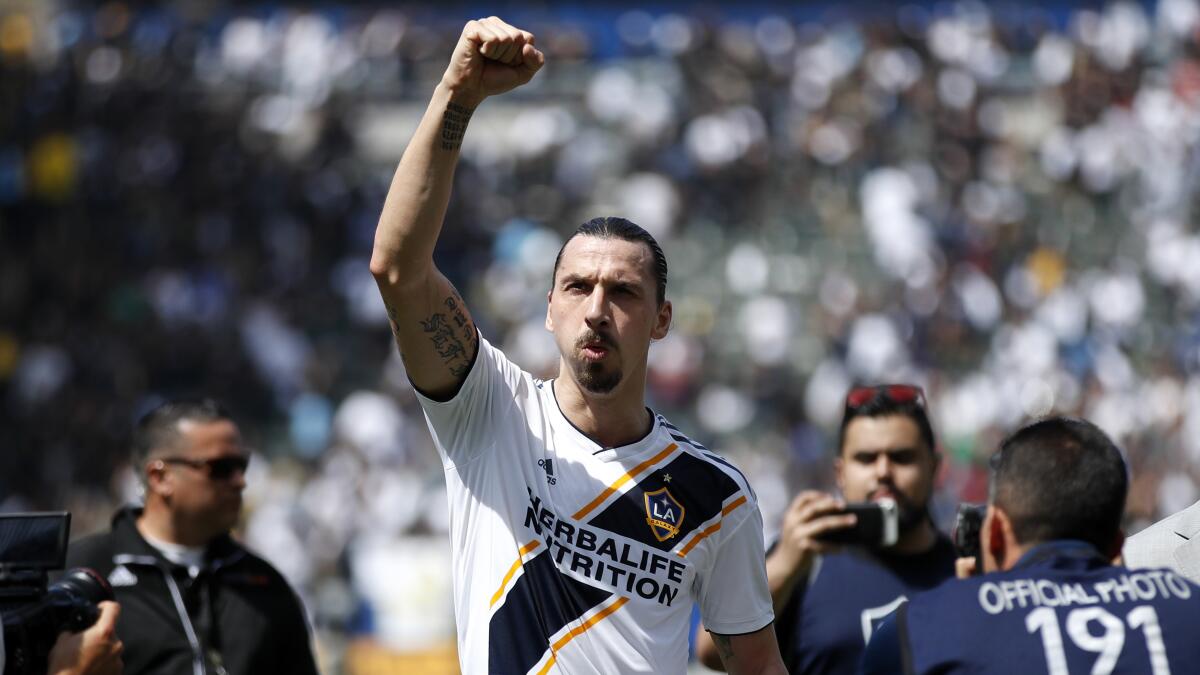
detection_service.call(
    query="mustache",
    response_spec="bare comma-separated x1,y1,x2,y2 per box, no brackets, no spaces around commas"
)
575,331,616,351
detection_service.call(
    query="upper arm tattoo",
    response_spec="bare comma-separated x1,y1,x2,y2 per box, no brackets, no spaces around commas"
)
441,102,474,150
383,285,476,380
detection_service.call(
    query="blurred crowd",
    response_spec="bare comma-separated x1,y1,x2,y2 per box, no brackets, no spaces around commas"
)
4,0,1200,671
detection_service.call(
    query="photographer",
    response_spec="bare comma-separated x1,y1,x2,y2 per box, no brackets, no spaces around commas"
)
66,400,317,675
697,385,956,674
862,417,1200,674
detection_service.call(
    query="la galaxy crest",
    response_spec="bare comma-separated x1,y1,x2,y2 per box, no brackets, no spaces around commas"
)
644,487,685,541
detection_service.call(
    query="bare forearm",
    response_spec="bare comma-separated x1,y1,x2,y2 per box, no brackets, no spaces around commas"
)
710,628,788,675
369,84,476,287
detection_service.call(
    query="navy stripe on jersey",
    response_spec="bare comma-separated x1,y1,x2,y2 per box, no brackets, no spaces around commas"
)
699,450,756,501
585,450,742,552
489,551,612,675
657,415,754,496
657,416,708,449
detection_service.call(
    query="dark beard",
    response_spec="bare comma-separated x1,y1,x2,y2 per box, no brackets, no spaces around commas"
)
895,497,929,534
576,360,622,394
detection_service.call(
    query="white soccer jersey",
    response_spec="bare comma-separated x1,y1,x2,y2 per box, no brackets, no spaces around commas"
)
416,334,773,675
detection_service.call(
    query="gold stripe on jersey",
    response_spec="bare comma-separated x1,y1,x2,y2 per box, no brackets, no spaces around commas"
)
534,595,631,675
571,443,678,521
676,495,748,558
490,539,543,609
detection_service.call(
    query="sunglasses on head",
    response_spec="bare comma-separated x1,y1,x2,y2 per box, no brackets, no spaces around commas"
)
845,384,926,410
159,455,250,481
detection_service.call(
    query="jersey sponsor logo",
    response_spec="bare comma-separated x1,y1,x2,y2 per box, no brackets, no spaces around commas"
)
644,487,685,542
107,565,138,587
523,489,686,607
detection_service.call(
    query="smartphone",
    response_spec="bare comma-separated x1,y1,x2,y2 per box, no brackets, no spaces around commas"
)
815,499,899,547
954,503,985,574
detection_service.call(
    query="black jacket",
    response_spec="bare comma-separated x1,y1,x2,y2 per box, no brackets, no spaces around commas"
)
66,507,319,675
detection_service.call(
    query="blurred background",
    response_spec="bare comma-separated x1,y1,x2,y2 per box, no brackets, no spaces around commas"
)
3,0,1200,672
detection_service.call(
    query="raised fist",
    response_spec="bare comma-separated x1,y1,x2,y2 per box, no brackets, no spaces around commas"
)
441,17,545,107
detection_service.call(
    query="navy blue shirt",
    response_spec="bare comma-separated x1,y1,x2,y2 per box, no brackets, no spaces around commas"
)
775,535,956,674
863,540,1200,674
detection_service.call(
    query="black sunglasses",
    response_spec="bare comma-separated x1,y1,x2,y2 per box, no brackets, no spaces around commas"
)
159,455,250,481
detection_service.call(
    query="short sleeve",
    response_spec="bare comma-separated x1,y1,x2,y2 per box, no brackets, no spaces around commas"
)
413,333,528,467
696,497,774,635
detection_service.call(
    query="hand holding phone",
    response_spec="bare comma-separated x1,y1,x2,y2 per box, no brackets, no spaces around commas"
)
771,492,858,578
812,499,900,548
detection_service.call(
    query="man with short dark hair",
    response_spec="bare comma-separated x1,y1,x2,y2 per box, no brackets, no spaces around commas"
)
67,399,319,675
862,416,1200,674
697,384,955,673
369,16,784,675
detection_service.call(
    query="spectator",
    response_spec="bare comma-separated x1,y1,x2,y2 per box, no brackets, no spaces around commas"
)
696,384,955,673
66,399,319,675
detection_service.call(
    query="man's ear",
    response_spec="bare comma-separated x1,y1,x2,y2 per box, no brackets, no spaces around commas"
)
145,460,173,499
833,455,845,493
983,505,1007,573
545,290,555,332
651,300,672,340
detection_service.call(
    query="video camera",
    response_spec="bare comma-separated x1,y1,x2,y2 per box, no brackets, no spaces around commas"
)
0,513,113,675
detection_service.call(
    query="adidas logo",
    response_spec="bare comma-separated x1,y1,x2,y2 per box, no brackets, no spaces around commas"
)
537,458,557,486
107,565,138,587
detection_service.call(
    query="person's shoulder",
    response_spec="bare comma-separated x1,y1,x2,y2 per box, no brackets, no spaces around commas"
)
220,544,308,599
65,509,136,571
66,527,120,571
657,414,756,500
904,569,981,613
224,543,288,581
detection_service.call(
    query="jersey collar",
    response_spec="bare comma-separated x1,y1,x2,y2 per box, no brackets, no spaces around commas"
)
1013,540,1109,571
547,379,663,462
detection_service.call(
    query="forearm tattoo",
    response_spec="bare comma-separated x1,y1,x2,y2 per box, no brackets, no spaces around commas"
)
418,293,475,377
441,102,474,150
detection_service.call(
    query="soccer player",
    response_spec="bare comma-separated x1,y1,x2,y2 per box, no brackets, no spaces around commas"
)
369,16,785,675
696,384,955,673
862,416,1200,674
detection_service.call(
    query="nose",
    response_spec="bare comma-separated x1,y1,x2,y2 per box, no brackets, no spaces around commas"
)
873,454,893,479
584,287,611,329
